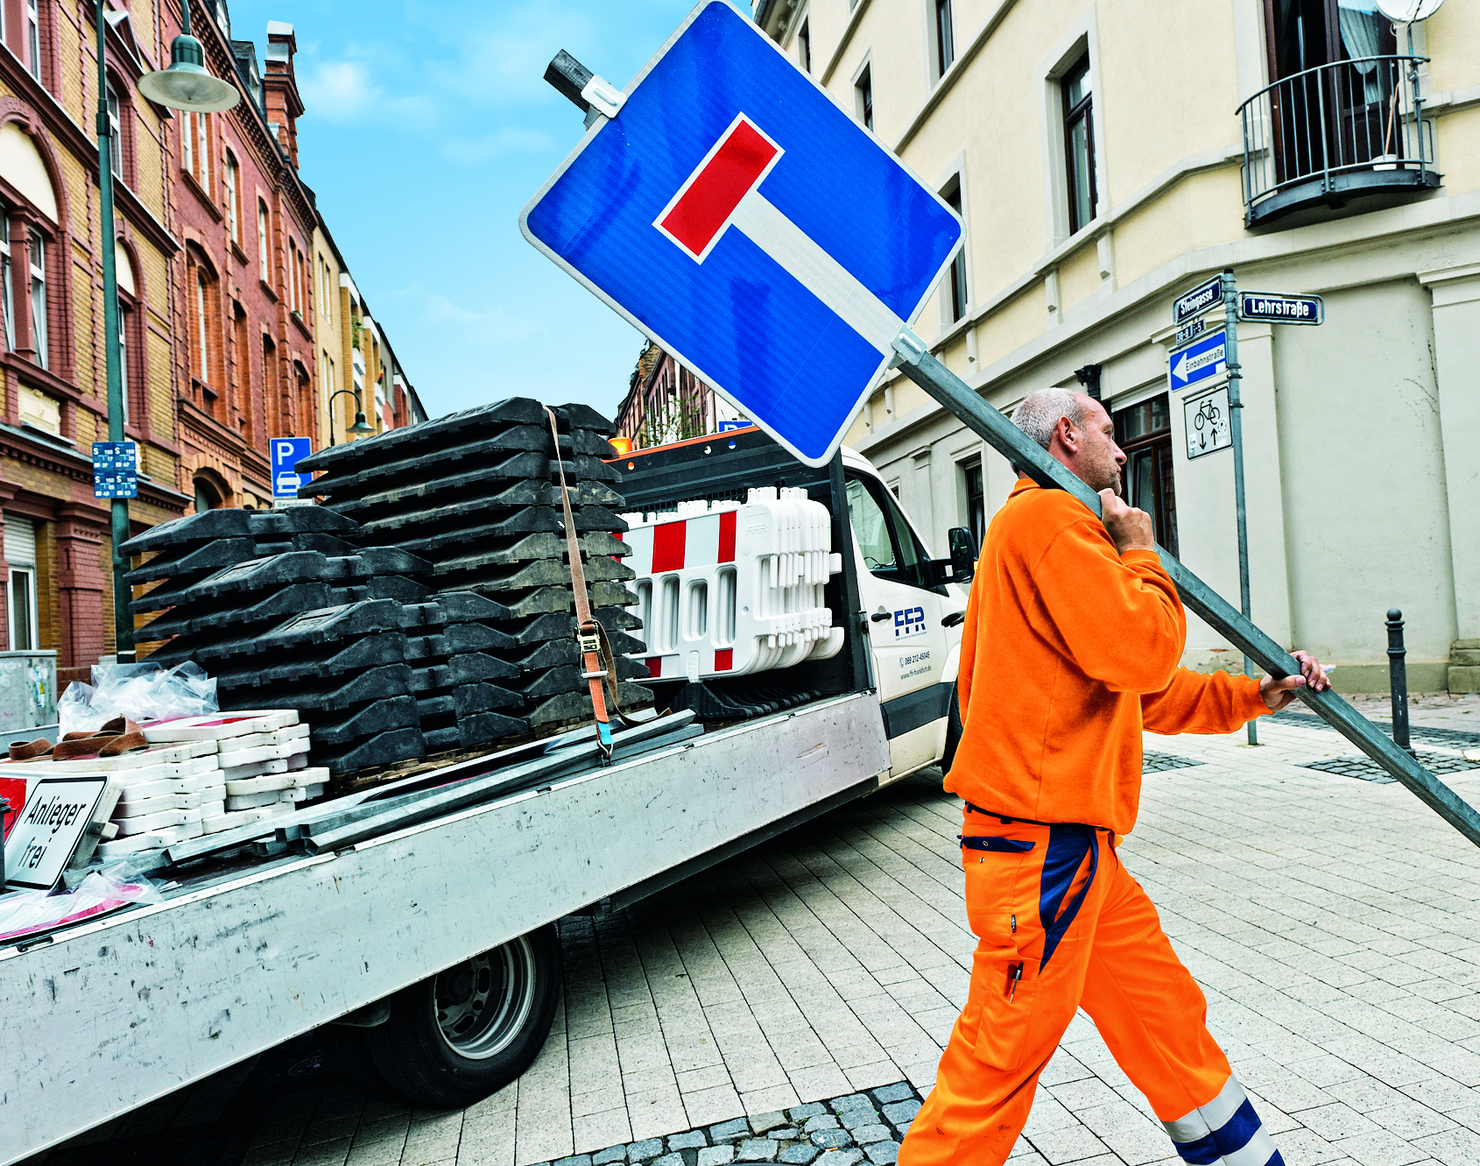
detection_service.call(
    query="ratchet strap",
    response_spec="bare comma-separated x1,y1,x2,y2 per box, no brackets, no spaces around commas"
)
546,407,632,760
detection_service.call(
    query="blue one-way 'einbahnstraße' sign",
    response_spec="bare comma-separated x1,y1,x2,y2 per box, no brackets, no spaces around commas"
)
1239,290,1324,325
271,437,312,499
1173,275,1223,324
1169,328,1227,392
521,1,962,468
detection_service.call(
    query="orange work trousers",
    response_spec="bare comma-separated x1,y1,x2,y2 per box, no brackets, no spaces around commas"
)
899,810,1284,1166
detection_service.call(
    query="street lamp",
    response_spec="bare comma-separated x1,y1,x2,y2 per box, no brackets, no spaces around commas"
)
99,0,239,661
328,388,376,445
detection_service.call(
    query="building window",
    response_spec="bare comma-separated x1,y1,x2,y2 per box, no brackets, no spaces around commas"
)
0,210,11,351
296,247,307,318
935,0,955,77
5,515,37,652
1062,54,1096,235
224,153,240,243
257,200,269,275
193,476,221,514
855,65,874,131
106,81,122,179
287,238,299,313
1113,394,1178,558
195,269,210,384
183,112,211,190
28,229,45,369
117,295,130,424
797,18,811,73
963,459,985,548
25,0,40,82
944,180,967,322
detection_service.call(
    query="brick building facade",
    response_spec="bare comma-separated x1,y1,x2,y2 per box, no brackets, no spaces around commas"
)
0,0,189,675
0,0,418,679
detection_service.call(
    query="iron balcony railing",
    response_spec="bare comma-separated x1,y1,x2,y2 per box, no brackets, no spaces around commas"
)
1239,55,1437,225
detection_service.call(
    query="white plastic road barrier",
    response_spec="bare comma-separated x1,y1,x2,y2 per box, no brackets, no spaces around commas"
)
622,486,845,682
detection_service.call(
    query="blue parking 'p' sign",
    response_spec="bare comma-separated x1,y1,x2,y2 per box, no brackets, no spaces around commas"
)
521,1,962,467
271,437,312,499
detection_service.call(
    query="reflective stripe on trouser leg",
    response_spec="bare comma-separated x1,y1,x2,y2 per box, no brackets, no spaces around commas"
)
1163,1076,1283,1166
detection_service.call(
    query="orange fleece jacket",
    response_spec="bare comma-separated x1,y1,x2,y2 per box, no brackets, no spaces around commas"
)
948,479,1269,836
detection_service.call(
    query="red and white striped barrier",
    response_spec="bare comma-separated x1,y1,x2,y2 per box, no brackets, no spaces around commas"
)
622,487,844,682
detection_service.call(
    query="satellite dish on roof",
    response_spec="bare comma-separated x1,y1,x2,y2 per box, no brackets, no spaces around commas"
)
1373,0,1444,22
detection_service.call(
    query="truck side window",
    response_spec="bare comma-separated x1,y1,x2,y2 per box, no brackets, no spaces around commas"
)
846,473,932,590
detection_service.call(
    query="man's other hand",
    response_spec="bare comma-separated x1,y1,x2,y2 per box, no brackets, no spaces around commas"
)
1260,650,1332,712
1100,490,1156,555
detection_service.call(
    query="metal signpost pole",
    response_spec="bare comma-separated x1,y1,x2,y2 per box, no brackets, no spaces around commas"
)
886,326,1480,849
96,0,133,663
1222,269,1256,745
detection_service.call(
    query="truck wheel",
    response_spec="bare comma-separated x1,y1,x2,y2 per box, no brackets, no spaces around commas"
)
942,689,963,774
365,924,562,1107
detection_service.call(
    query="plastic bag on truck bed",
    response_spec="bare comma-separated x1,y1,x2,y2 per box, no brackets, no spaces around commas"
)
0,863,163,943
58,661,218,737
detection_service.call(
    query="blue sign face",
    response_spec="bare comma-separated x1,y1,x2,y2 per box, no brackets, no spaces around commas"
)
1169,328,1228,393
271,437,313,499
92,441,137,499
521,1,962,467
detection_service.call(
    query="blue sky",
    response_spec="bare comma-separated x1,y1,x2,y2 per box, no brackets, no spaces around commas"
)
224,0,720,421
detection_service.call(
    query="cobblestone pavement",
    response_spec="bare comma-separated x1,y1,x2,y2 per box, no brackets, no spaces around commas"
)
30,694,1480,1166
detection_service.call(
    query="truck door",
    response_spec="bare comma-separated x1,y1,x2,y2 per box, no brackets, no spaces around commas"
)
844,472,954,779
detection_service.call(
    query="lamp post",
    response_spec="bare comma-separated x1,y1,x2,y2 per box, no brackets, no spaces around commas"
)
102,0,237,661
327,388,376,446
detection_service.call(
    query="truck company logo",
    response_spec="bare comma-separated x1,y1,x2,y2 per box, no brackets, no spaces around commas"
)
894,607,926,638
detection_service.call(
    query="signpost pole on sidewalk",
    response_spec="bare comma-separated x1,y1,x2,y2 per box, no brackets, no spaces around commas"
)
1221,269,1257,745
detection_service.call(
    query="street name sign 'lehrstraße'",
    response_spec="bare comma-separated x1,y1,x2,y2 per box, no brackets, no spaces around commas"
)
521,0,962,468
1173,275,1223,324
1239,290,1324,325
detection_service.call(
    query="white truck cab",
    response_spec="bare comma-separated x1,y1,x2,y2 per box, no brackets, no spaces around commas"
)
839,447,969,781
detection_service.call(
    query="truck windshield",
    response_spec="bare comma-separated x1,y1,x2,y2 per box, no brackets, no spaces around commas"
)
846,473,932,590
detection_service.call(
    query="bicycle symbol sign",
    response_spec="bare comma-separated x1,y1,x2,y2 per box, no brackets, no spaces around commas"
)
1183,385,1231,460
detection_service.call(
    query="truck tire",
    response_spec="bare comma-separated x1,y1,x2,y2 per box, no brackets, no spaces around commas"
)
364,924,562,1107
942,689,963,774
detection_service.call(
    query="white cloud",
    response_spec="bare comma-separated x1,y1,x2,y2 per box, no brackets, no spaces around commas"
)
299,59,382,122
386,281,541,348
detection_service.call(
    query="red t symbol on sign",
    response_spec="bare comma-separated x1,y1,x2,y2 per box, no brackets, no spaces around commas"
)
655,115,782,262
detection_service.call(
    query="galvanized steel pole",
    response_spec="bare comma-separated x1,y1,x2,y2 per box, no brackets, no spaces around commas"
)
887,326,1480,850
1222,269,1255,745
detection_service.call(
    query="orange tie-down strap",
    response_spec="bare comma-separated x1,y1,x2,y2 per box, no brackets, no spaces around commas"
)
545,407,637,758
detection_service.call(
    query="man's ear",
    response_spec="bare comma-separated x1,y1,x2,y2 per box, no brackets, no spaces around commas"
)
1057,415,1077,452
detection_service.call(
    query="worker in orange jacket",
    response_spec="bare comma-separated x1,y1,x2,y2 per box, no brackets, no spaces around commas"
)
899,387,1330,1166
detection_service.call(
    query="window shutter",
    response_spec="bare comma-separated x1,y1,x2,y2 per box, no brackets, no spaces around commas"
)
4,514,36,566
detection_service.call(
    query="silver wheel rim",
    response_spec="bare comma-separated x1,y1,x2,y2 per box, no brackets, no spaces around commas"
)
433,936,538,1060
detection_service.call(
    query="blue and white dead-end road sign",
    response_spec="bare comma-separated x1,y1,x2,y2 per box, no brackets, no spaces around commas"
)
520,1,963,467
271,437,312,501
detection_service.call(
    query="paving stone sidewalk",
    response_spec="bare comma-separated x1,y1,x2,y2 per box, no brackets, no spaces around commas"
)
29,695,1480,1166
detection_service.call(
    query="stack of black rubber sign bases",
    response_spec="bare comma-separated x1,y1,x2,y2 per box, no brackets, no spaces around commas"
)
293,397,652,733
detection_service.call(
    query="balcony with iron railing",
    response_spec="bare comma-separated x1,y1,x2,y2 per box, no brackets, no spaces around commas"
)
1239,55,1439,228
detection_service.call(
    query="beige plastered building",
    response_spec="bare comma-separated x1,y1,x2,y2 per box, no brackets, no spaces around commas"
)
755,0,1480,693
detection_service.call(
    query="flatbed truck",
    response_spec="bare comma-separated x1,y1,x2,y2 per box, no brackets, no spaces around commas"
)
0,429,978,1163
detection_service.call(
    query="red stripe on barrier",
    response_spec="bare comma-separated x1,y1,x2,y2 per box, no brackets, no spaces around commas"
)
714,649,733,672
651,520,687,572
646,657,662,679
660,119,779,258
718,510,736,564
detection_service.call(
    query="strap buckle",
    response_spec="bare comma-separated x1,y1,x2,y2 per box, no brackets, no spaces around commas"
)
577,633,601,654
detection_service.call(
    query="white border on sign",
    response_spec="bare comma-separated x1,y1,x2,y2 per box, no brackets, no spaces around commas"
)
652,112,786,265
518,0,966,469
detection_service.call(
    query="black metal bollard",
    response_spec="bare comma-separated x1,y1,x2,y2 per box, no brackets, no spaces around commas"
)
1386,609,1414,757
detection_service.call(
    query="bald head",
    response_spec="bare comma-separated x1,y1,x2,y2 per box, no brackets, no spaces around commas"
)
1011,389,1099,450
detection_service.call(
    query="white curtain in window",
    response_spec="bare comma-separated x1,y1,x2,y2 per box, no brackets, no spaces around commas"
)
1339,0,1384,104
